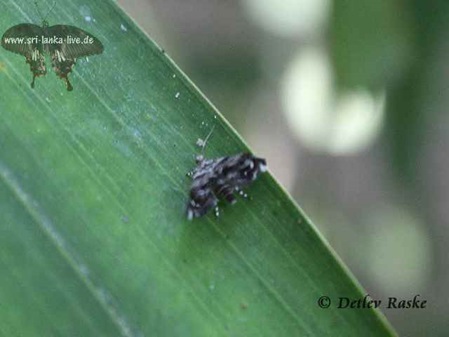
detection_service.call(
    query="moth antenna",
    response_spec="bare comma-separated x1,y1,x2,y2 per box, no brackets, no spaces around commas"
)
34,1,44,21
43,2,56,21
200,125,215,157
35,1,56,22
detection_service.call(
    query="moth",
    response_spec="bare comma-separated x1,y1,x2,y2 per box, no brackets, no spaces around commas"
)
186,128,267,220
1,4,103,91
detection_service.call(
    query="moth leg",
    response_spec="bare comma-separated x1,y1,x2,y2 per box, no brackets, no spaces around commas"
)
235,187,249,199
215,184,237,204
214,206,220,218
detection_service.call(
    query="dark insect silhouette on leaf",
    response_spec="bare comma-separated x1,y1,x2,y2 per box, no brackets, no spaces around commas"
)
1,3,103,91
186,127,267,220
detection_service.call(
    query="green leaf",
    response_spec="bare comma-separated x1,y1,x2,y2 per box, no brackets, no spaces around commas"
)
0,1,396,336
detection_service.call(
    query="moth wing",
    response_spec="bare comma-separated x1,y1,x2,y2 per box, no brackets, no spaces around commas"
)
214,153,266,188
1,24,43,56
46,25,103,91
47,25,104,57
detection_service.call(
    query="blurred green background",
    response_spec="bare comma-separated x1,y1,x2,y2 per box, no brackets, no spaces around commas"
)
117,0,448,335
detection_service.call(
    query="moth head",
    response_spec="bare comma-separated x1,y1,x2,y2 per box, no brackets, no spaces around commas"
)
242,155,267,181
35,1,56,27
257,158,267,172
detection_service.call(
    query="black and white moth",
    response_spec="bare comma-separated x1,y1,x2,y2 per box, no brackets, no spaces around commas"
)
186,130,267,220
1,5,103,91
